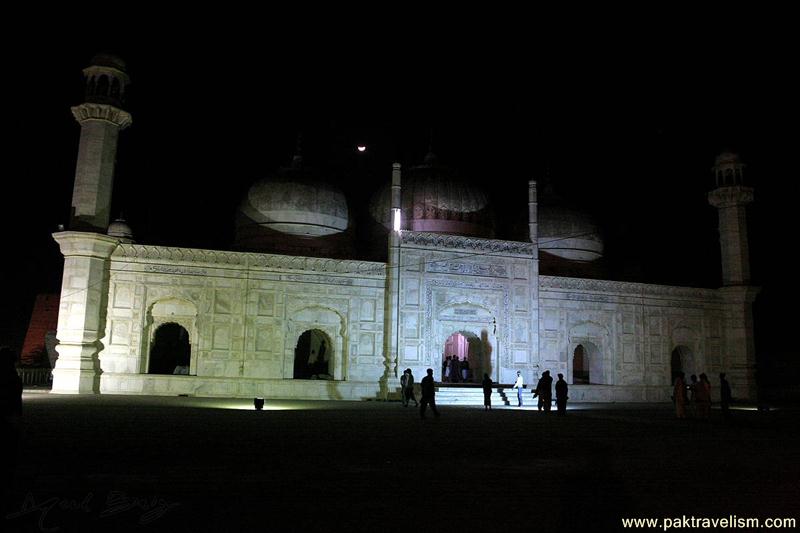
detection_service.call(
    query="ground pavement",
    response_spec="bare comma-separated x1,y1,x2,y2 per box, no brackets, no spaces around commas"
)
4,394,799,532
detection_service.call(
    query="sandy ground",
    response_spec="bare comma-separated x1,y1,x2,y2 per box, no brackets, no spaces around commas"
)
4,393,799,532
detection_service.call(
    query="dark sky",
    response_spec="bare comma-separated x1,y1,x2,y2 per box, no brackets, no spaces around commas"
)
4,23,798,372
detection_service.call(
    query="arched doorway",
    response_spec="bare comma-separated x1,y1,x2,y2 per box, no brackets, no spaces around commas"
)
442,331,481,383
671,345,695,384
293,329,332,380
573,344,589,384
148,323,191,375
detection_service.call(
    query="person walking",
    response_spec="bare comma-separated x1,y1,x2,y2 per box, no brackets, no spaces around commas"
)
512,371,525,406
420,368,440,419
405,368,418,407
482,373,493,411
555,373,568,416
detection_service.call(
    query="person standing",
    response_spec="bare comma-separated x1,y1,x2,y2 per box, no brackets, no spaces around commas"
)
555,373,568,416
443,356,450,383
461,357,470,383
420,368,440,419
673,372,688,419
400,368,410,407
696,373,712,419
513,371,524,407
719,373,732,418
482,373,493,411
534,372,545,411
689,374,699,418
540,371,553,412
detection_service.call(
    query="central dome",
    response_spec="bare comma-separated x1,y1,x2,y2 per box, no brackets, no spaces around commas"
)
538,204,603,262
370,153,493,237
237,157,349,238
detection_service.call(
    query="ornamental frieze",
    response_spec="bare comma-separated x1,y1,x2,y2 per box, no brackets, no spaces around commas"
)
114,244,384,276
401,231,534,256
539,276,720,301
426,261,508,278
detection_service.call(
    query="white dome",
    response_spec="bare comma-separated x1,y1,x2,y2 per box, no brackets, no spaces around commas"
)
238,178,349,237
107,218,134,242
538,204,603,262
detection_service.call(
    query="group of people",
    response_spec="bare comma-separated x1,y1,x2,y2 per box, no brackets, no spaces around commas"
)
672,371,732,419
516,370,570,415
402,367,570,417
441,355,471,383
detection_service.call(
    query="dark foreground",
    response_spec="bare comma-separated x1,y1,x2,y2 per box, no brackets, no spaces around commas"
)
5,394,799,532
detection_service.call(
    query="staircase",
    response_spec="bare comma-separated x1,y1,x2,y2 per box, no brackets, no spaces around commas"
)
433,385,538,406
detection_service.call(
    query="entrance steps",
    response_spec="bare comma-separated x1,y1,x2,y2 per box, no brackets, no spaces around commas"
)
432,385,538,406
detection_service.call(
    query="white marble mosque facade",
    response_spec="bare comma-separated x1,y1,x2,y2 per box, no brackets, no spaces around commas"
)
50,55,758,402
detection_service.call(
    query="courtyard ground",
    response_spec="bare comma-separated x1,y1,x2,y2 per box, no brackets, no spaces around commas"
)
5,393,799,532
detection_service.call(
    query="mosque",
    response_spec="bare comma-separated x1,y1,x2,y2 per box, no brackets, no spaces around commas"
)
50,54,759,403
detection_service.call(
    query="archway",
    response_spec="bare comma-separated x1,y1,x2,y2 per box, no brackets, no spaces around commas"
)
148,323,191,375
442,331,481,383
671,345,695,384
293,329,332,380
573,344,589,384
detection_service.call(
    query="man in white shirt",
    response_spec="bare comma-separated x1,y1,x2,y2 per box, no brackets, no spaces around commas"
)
513,371,524,407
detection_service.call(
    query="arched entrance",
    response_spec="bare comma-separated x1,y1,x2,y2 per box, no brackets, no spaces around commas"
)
148,323,191,375
573,344,589,384
442,331,481,383
293,329,333,380
671,345,695,384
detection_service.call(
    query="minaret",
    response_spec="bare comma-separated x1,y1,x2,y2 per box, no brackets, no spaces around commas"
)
52,54,129,394
708,151,759,399
70,53,132,232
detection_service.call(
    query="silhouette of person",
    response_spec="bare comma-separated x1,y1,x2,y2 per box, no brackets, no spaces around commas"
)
449,356,459,384
401,368,418,407
673,372,687,419
696,373,712,419
513,371,524,406
537,370,553,412
555,373,568,416
534,372,545,411
420,368,440,419
461,357,469,382
689,374,699,417
719,373,732,417
482,373,493,411
443,356,451,383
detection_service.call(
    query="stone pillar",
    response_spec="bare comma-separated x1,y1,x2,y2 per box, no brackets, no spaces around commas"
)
51,232,118,393
381,163,402,398
528,180,541,382
70,104,132,232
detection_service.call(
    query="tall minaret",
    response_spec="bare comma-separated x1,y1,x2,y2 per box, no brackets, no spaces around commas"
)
52,54,129,394
708,151,759,399
70,53,132,232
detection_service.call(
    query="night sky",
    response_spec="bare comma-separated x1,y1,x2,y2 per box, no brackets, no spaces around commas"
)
5,26,797,379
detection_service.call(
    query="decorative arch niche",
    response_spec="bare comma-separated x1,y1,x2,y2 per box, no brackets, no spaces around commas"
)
284,306,347,380
142,298,199,375
568,321,611,385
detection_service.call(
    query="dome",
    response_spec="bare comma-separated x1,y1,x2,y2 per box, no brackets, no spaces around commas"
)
538,204,603,262
714,151,741,166
90,53,127,72
107,218,134,243
237,161,349,238
369,153,493,237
